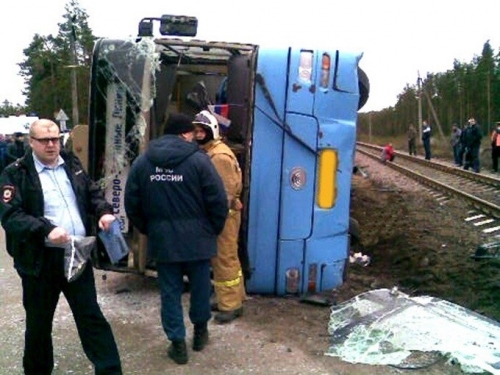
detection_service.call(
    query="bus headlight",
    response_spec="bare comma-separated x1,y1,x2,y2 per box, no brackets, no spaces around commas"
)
317,149,338,208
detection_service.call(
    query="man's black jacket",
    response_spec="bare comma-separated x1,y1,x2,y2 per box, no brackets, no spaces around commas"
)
0,149,112,275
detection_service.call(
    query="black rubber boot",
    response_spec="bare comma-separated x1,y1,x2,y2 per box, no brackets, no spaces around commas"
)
214,307,243,324
210,302,219,312
193,323,209,351
168,340,188,365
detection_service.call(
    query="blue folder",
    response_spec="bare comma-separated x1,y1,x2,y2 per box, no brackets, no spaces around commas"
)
98,220,129,264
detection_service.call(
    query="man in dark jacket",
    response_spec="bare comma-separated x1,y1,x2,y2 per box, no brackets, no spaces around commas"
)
5,131,27,165
0,119,122,375
421,120,431,160
0,134,7,172
462,117,483,173
125,113,228,365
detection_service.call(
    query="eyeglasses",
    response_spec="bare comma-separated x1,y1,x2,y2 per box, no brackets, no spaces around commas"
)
31,136,61,145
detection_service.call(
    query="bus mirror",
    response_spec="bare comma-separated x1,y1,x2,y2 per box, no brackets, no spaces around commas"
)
160,15,198,37
138,19,154,37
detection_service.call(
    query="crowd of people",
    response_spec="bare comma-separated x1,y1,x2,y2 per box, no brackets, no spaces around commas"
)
0,112,246,373
401,117,499,174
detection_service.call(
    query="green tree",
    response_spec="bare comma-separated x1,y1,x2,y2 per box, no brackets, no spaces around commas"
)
0,100,26,117
476,40,495,133
18,0,96,126
360,40,500,142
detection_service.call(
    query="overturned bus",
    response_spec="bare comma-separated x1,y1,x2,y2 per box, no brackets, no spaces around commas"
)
87,15,370,296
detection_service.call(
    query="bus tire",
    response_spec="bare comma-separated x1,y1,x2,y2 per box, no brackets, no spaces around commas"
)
358,67,370,110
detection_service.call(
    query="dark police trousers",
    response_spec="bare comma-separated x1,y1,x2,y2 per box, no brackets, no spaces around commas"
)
19,247,122,375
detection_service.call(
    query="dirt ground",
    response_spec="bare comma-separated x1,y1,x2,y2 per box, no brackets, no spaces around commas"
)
345,154,500,321
0,151,498,374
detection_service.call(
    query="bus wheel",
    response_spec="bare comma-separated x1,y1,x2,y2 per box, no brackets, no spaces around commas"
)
358,67,370,110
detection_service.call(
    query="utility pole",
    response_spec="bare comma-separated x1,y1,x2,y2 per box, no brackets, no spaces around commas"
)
487,68,491,135
417,71,423,143
368,112,372,143
423,89,446,141
458,80,464,126
42,39,57,113
69,15,79,126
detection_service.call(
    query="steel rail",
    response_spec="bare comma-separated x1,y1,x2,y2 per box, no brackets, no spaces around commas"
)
357,141,500,188
356,147,500,219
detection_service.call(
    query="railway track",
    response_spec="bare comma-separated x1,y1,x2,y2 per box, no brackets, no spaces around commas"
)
356,142,500,221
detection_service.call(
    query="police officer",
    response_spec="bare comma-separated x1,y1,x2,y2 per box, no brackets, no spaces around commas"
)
125,113,227,364
193,110,245,324
0,119,122,375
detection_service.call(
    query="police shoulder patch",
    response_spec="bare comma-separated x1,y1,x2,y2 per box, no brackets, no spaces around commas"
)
2,185,15,203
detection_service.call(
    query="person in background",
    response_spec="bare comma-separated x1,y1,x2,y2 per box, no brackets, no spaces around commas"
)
193,110,245,324
0,134,7,172
422,120,432,160
457,122,468,167
462,117,482,173
407,123,417,156
0,119,122,375
125,113,228,365
6,132,27,165
380,143,395,163
491,121,500,173
450,123,462,166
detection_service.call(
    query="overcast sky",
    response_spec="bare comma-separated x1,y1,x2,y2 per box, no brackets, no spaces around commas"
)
1,0,498,112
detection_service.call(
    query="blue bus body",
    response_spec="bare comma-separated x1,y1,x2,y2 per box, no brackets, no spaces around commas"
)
88,29,368,296
247,48,361,294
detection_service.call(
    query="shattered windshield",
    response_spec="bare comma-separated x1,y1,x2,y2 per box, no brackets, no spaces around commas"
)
327,288,500,374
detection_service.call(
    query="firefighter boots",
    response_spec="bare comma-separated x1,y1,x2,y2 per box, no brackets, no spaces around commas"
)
210,301,219,311
192,323,209,351
168,340,188,364
214,307,243,324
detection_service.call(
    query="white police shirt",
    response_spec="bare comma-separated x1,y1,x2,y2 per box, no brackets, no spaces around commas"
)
33,152,86,245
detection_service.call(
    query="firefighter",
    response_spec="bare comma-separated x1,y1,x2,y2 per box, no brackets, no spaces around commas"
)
193,110,245,323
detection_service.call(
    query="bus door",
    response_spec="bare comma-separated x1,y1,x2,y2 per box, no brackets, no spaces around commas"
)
276,48,318,295
312,50,361,293
297,50,362,296
245,47,318,295
276,49,362,296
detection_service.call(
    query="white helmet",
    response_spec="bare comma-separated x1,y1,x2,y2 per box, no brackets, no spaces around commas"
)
193,110,219,140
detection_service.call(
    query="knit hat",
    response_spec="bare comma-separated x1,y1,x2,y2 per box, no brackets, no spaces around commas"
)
164,113,195,135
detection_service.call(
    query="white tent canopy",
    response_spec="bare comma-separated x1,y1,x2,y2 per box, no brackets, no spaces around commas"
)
0,115,39,135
